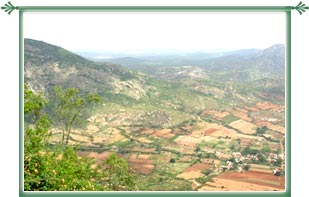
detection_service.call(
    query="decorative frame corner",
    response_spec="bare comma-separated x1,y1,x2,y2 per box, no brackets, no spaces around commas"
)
1,1,19,15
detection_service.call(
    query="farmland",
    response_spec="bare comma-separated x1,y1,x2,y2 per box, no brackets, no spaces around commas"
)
46,82,286,191
25,39,286,191
199,169,285,191
48,97,286,191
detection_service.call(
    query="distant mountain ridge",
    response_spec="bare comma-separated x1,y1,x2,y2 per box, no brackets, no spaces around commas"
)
92,44,285,82
202,44,284,71
96,44,285,78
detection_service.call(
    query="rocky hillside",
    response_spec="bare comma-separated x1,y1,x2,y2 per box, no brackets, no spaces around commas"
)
252,44,285,75
24,38,153,100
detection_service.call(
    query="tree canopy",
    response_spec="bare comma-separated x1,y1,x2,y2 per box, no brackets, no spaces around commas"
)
24,85,136,191
49,86,102,145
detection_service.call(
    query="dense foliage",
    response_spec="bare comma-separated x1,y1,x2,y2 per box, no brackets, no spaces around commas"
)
24,85,137,191
102,153,137,191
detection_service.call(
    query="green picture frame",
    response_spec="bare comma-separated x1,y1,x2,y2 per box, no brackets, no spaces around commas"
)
4,1,306,196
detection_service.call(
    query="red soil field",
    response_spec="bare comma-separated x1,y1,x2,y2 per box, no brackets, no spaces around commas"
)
78,151,155,174
152,129,174,138
140,128,155,135
184,163,213,173
127,154,155,175
78,151,111,164
127,158,153,165
204,128,217,136
255,102,281,110
128,163,154,174
201,110,230,120
244,106,260,112
217,170,285,190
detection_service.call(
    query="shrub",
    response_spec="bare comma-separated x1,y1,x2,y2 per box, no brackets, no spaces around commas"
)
170,158,176,163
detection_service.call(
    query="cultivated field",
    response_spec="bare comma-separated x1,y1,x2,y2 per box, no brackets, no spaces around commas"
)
256,121,285,134
202,110,230,120
200,170,284,191
127,155,155,174
152,129,175,138
229,119,257,134
229,109,252,122
255,102,282,110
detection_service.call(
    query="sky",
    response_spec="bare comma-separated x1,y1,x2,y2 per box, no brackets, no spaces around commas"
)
23,12,286,54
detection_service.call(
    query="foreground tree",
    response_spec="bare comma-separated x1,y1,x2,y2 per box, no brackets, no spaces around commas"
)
102,153,137,191
24,85,137,191
49,86,102,145
24,85,50,152
24,85,104,190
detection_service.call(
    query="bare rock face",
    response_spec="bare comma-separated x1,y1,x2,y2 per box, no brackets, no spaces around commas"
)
24,38,152,100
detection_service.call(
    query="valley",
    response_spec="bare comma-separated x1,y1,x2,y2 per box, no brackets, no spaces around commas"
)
24,38,286,191
49,100,285,191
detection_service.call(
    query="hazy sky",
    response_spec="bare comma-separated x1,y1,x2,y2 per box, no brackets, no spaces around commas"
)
23,12,286,53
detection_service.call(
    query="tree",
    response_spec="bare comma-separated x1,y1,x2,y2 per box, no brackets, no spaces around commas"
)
24,85,103,191
256,126,268,136
241,147,258,156
228,157,236,163
243,164,251,171
24,84,51,156
24,84,47,118
195,145,201,152
24,145,107,191
24,85,136,191
202,169,212,176
24,84,52,190
262,146,271,153
49,86,102,145
257,153,267,164
102,153,137,191
273,157,283,167
169,158,176,163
